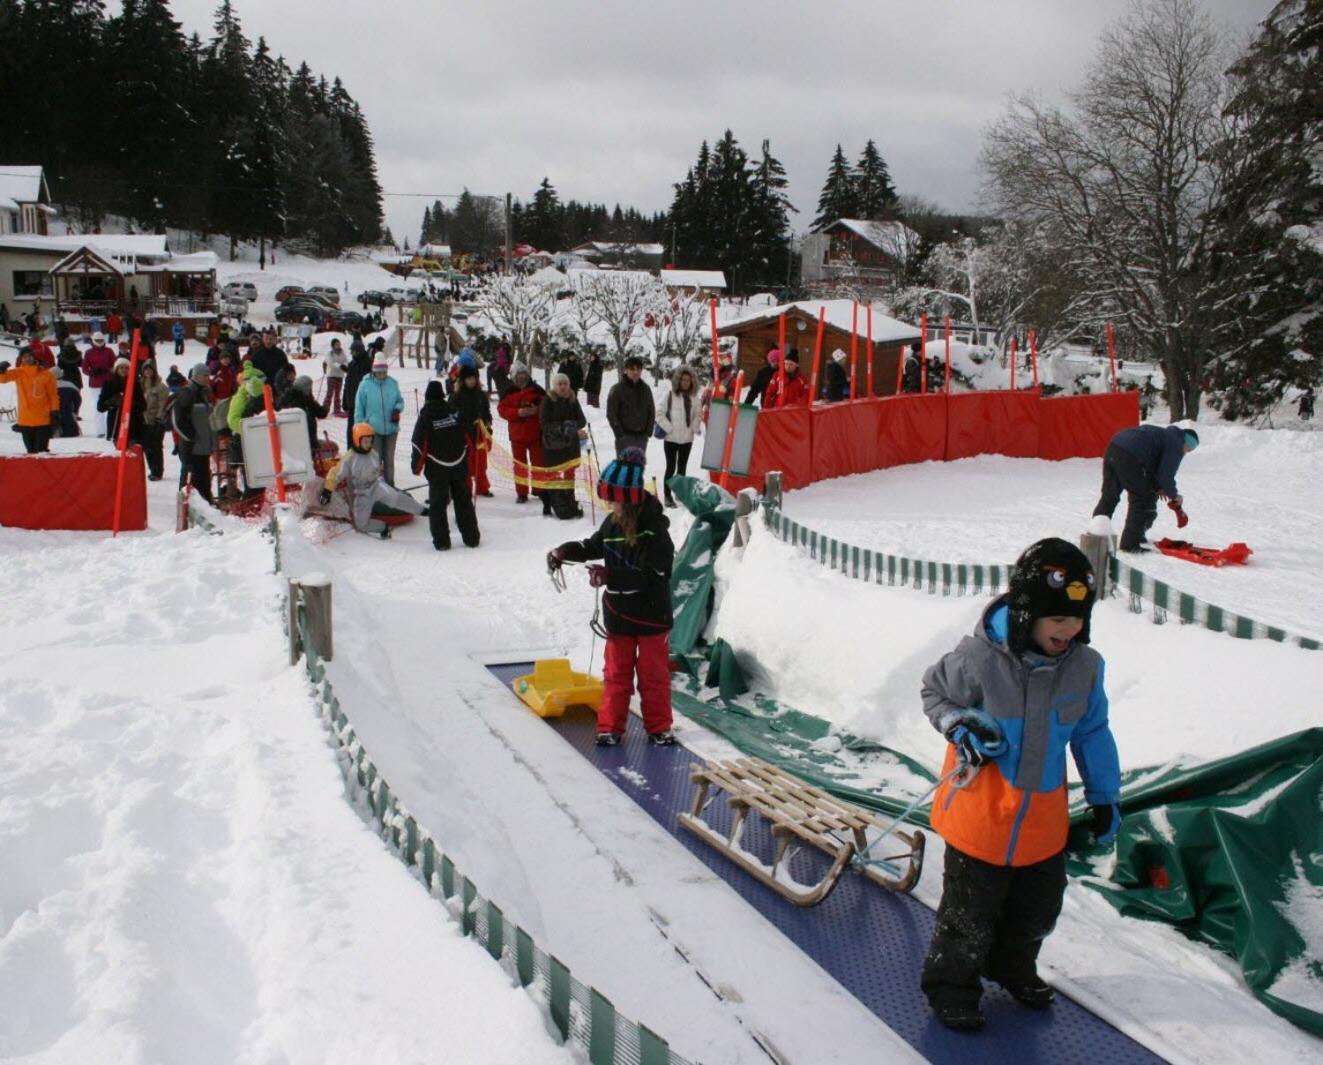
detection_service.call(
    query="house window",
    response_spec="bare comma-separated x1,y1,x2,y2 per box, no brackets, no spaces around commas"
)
13,270,53,298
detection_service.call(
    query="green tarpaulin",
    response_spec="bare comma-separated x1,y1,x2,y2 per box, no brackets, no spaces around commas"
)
666,492,1323,1038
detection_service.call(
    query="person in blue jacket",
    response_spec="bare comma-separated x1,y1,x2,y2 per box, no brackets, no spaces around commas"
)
172,320,186,355
1092,423,1198,552
353,354,405,486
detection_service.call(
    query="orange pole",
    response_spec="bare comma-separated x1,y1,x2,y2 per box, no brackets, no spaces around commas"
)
111,329,144,537
895,343,905,395
866,306,875,398
919,313,929,393
943,315,952,393
809,307,826,406
1106,321,1117,392
1030,328,1039,389
719,370,745,490
1010,337,1018,391
262,383,287,503
849,301,859,400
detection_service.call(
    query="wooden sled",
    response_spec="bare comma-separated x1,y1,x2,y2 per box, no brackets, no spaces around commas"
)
678,757,925,906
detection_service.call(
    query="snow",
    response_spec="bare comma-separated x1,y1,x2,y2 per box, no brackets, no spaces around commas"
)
720,299,921,346
660,269,728,290
0,523,572,1065
0,233,168,257
4,252,1321,1063
0,165,47,211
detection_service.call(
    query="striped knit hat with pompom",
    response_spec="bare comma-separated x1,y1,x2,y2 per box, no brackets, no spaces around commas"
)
597,446,648,504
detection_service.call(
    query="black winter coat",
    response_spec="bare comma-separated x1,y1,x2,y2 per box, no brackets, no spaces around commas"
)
606,376,655,437
343,352,372,418
583,357,603,396
278,387,330,453
249,343,290,382
98,373,145,441
558,495,674,635
539,393,587,466
557,358,585,392
746,364,775,406
451,384,493,442
824,359,849,402
410,395,468,480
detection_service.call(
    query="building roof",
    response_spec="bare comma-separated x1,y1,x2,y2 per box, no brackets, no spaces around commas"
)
0,233,169,258
567,267,655,291
570,240,666,257
717,300,921,345
0,165,49,211
660,269,727,290
823,218,919,261
417,243,451,257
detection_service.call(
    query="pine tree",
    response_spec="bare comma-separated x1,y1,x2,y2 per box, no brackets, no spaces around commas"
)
855,139,898,219
527,177,563,251
812,144,857,230
1207,0,1323,417
749,139,796,288
420,205,432,246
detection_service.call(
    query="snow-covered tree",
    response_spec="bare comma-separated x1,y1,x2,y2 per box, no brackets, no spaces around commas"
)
643,286,709,379
855,140,898,220
578,273,658,363
482,276,556,362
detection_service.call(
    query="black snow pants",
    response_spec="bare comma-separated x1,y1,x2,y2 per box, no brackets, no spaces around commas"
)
1092,442,1158,550
920,846,1066,1009
428,470,479,548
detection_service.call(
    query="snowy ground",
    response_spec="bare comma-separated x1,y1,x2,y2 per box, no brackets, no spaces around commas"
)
3,260,1320,1062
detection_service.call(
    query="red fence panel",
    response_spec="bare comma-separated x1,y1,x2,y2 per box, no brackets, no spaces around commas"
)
718,405,814,493
1038,392,1140,460
811,402,882,480
877,394,948,468
945,390,1041,461
0,449,148,531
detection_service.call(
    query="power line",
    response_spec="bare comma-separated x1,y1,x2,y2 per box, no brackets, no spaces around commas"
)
0,169,501,201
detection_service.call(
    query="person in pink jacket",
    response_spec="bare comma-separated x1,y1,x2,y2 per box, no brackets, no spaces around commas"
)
82,332,116,435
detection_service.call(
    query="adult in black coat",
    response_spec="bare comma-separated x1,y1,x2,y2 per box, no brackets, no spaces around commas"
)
824,349,850,402
583,352,604,407
539,373,588,520
606,355,655,456
410,380,479,549
342,342,376,446
98,358,145,443
745,350,778,407
278,376,330,454
249,329,291,383
557,352,585,394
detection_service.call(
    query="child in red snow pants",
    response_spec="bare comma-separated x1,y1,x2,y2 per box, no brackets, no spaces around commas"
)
600,632,672,733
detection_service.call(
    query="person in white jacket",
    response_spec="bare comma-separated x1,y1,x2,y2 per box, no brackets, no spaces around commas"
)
324,338,349,416
318,422,425,538
654,365,703,508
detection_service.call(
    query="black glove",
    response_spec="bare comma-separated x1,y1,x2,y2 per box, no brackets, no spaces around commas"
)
587,564,608,588
318,489,332,506
943,709,1006,767
1089,803,1122,845
546,546,566,573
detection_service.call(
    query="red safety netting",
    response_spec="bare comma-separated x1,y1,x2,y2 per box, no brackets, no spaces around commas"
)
877,394,948,468
0,449,148,531
1038,392,1140,460
945,390,1041,461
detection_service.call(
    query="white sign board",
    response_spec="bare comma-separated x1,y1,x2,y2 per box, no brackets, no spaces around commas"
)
239,409,314,487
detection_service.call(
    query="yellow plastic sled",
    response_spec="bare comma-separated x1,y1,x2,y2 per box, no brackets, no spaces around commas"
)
511,658,604,719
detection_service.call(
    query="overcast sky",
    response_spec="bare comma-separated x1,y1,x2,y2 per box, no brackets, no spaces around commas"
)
168,0,1271,246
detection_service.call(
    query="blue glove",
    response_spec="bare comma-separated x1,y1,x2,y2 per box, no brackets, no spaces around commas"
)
948,724,1006,766
1090,803,1122,845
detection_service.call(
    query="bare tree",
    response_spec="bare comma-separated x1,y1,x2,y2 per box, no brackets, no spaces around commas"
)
980,0,1230,418
578,272,659,364
481,276,555,364
643,286,710,381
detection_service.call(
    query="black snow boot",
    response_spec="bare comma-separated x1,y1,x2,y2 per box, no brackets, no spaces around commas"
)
1000,976,1055,1009
595,731,623,747
934,1001,985,1031
647,730,677,746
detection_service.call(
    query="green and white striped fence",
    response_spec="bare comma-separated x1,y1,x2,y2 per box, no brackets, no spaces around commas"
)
1110,555,1321,651
266,510,691,1065
763,504,1013,598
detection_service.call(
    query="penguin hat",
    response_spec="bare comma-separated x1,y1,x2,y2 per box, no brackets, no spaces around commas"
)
598,446,648,504
1004,537,1097,655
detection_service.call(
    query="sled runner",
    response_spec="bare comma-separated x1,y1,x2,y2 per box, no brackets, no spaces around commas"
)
678,757,924,906
510,658,604,718
1154,538,1253,567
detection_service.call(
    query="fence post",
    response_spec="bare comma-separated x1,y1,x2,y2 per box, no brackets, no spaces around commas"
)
1079,532,1114,599
733,488,757,547
763,470,782,512
301,575,334,661
286,578,302,665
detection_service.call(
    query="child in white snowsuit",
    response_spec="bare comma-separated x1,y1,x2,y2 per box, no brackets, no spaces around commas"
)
319,421,424,538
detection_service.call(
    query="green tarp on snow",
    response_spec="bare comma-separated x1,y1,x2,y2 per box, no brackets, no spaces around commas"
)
666,492,1323,1037
666,477,737,656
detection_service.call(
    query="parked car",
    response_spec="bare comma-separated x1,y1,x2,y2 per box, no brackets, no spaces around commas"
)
280,292,337,311
357,290,395,308
308,285,341,306
275,285,306,302
274,303,328,326
329,310,368,331
221,281,258,301
387,286,421,304
220,296,249,318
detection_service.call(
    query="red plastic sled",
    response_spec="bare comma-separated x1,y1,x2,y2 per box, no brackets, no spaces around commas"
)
1154,539,1253,567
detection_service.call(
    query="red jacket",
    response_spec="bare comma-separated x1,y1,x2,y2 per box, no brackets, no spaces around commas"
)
763,370,809,408
210,363,237,401
106,312,123,334
83,343,115,387
497,382,546,446
28,338,54,369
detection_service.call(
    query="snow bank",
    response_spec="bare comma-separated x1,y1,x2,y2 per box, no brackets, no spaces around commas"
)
0,524,571,1065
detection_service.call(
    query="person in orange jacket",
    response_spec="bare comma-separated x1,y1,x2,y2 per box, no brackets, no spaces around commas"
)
918,537,1121,1032
0,348,60,452
761,348,809,407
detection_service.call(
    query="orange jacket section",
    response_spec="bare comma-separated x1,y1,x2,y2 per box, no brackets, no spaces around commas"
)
0,365,60,427
929,745,1070,867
